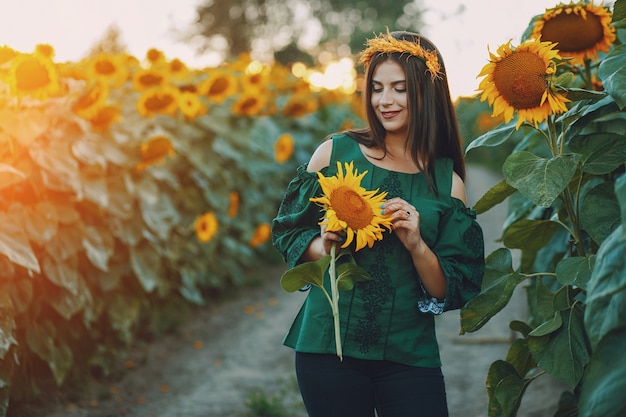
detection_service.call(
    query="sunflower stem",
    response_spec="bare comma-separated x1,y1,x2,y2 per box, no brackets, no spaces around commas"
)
329,242,343,361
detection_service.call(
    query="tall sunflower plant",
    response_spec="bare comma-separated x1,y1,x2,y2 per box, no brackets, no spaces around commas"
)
461,1,626,416
280,161,393,360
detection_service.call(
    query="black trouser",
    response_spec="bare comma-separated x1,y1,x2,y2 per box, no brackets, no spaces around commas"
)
295,352,449,417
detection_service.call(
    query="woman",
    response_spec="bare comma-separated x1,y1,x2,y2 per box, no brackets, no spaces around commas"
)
271,30,485,417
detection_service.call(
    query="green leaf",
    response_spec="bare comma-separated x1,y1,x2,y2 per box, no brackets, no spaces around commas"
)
617,174,626,238
0,212,40,273
280,256,330,292
529,311,562,337
336,261,372,291
486,360,531,417
460,249,524,334
598,44,626,109
528,305,590,387
579,327,626,417
0,292,16,357
580,182,621,245
614,0,626,21
42,254,79,295
562,87,606,102
130,241,164,293
25,320,73,385
555,256,595,290
584,226,626,350
465,121,517,154
503,152,580,207
569,132,626,175
83,224,115,271
505,338,536,378
525,278,557,327
502,219,561,252
472,179,517,215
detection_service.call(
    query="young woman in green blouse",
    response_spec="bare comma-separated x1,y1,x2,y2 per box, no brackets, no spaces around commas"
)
272,30,485,417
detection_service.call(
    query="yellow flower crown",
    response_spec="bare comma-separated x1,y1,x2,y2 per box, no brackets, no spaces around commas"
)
358,30,442,81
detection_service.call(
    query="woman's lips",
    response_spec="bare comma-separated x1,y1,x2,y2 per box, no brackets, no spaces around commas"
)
381,111,400,119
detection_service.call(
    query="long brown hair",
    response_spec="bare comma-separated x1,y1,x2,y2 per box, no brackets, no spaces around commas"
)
345,31,465,194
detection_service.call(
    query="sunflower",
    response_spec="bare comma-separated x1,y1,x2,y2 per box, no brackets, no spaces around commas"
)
137,85,180,117
9,52,61,100
194,212,218,243
146,48,167,66
310,161,393,251
87,52,129,88
477,38,570,129
198,69,239,103
132,68,168,91
72,80,109,119
249,223,271,248
89,105,121,132
0,46,17,67
231,92,267,116
177,91,206,120
135,135,175,171
274,133,294,163
530,1,615,66
167,58,188,79
281,93,318,118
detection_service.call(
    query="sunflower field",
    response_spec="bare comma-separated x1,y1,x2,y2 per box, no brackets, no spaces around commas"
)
0,44,363,412
458,1,626,416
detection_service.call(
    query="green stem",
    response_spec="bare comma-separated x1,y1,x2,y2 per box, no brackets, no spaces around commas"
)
546,116,585,256
329,242,343,361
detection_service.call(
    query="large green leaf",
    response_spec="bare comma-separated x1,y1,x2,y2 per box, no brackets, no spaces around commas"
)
598,44,626,109
0,292,16,358
42,254,79,295
579,327,626,417
460,249,525,334
83,223,115,271
486,360,532,417
505,338,536,378
336,259,372,291
569,132,626,175
502,219,561,252
0,212,40,273
25,319,73,385
616,173,626,238
465,121,517,154
503,152,580,208
555,256,595,290
130,241,164,293
584,226,626,350
528,304,590,388
280,256,331,292
580,182,621,245
472,179,517,215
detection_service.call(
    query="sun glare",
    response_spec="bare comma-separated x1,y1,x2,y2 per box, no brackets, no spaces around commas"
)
295,58,357,94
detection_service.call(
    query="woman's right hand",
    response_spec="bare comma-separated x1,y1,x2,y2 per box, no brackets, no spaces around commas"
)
301,224,345,262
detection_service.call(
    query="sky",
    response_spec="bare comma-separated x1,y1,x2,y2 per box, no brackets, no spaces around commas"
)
0,0,576,98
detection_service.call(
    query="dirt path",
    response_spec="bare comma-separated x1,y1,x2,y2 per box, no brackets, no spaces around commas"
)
33,165,566,417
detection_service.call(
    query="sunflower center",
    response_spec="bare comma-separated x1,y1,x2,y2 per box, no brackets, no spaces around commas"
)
330,186,374,230
493,51,547,110
541,13,604,52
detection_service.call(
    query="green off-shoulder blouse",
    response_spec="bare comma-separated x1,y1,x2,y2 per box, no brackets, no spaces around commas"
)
271,134,485,367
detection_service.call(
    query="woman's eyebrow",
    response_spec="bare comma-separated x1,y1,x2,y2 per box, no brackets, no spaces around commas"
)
371,79,407,85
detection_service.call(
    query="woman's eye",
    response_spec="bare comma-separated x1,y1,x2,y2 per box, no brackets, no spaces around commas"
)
372,87,383,93
395,88,406,93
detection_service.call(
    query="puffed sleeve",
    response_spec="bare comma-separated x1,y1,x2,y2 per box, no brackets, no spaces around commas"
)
417,198,485,313
271,164,328,269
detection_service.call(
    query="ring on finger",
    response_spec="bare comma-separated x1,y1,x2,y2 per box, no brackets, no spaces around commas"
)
406,210,411,217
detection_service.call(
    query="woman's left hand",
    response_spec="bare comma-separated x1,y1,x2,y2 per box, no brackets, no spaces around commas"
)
382,197,424,254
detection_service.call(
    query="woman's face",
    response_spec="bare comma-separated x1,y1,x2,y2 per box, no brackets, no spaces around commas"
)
370,59,409,139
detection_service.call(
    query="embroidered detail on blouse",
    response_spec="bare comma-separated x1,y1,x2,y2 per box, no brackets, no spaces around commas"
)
353,237,395,354
416,282,445,315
